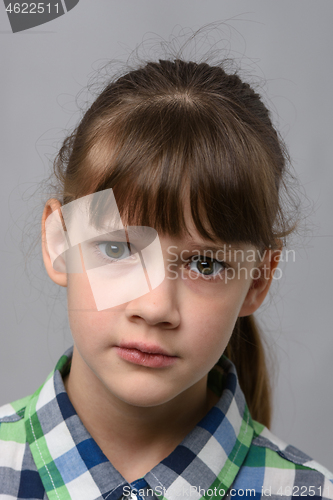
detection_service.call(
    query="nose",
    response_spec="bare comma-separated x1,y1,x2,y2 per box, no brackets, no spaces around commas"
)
124,266,181,328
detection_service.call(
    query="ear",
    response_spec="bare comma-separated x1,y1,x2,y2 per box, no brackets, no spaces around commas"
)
238,244,282,317
41,198,68,287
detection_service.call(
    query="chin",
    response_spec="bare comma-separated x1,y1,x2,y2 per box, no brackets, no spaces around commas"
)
115,386,179,408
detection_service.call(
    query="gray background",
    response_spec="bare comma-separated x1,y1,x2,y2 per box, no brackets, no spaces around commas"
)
0,0,332,470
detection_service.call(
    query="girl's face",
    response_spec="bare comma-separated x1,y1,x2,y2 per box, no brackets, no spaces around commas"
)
43,198,278,409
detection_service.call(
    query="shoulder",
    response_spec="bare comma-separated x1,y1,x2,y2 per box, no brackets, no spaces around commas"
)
0,396,31,450
0,393,31,422
232,419,333,499
0,395,31,466
0,393,31,430
0,394,48,498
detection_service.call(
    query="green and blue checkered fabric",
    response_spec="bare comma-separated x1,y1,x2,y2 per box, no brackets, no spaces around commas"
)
0,346,332,500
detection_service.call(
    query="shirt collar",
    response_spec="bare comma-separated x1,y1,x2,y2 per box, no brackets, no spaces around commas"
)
25,346,254,500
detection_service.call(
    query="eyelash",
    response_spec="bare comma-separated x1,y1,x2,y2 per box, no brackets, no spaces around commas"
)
184,255,229,281
92,242,229,281
93,241,136,265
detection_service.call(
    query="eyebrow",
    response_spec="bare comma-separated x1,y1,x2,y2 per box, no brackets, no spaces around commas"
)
182,240,245,253
91,226,245,253
89,226,149,238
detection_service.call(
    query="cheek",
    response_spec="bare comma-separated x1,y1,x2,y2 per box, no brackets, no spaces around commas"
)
67,271,96,312
182,285,247,357
66,273,116,350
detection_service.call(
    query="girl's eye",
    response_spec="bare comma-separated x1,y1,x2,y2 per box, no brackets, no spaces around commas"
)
97,241,132,261
188,255,227,277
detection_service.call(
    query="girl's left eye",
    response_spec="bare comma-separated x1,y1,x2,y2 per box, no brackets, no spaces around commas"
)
187,255,227,277
96,241,132,261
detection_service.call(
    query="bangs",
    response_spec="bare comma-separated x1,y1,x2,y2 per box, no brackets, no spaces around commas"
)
85,97,280,250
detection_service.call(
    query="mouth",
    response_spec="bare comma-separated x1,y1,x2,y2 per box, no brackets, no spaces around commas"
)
114,342,178,368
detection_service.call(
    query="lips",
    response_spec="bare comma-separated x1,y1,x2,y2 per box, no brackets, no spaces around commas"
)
115,342,178,368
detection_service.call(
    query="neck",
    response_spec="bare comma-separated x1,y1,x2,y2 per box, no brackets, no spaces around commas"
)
63,346,219,482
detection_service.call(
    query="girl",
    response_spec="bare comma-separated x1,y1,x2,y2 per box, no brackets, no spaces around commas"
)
0,58,332,500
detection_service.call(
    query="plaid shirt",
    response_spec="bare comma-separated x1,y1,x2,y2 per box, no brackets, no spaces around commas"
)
0,347,332,500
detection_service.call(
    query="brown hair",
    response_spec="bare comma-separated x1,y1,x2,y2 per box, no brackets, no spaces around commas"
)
53,59,300,427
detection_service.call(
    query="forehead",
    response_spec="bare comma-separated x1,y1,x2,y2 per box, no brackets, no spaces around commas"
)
67,187,256,256
158,198,255,255
182,196,248,244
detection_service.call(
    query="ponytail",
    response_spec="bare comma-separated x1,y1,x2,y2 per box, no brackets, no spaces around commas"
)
224,315,272,428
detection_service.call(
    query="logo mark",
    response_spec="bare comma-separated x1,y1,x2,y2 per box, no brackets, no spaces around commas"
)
3,0,79,33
